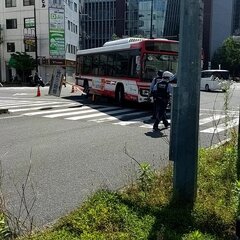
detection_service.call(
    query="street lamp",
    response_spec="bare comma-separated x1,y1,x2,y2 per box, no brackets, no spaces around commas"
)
34,1,38,72
150,0,153,39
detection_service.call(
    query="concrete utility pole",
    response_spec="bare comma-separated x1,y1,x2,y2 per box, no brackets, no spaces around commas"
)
171,0,203,205
34,1,38,73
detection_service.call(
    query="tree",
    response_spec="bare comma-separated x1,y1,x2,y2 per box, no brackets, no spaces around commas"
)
8,52,35,82
212,37,240,77
111,33,120,41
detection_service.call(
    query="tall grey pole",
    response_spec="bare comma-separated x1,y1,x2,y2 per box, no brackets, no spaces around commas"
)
34,1,38,72
150,0,153,39
172,0,203,205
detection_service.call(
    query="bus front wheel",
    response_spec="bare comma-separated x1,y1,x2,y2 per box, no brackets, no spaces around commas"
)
205,84,210,91
115,85,124,106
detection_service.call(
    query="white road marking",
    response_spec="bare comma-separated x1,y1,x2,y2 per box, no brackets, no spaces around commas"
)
0,101,43,107
209,138,231,149
66,108,134,120
199,115,225,125
44,108,101,118
0,101,59,109
89,109,139,123
13,93,30,96
201,118,239,133
0,115,24,120
23,105,89,116
9,103,78,112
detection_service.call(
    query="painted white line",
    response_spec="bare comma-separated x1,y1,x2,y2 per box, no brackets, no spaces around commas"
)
210,138,231,149
89,109,138,123
112,113,149,126
43,106,119,118
200,109,239,114
66,108,131,120
23,105,88,116
0,87,36,90
9,103,78,112
0,101,43,107
0,115,24,120
201,118,239,133
140,124,152,129
113,121,140,126
13,93,30,96
44,108,99,118
0,101,59,109
199,115,225,125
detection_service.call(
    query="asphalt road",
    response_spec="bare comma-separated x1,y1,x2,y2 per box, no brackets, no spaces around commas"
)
0,83,239,228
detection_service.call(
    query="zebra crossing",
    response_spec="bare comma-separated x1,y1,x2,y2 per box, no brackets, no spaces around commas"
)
0,98,239,134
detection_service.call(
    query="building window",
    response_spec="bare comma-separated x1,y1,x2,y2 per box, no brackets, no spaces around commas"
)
24,18,35,28
68,20,70,30
25,43,35,52
6,19,17,29
23,0,34,6
5,0,16,7
7,42,15,52
74,2,77,12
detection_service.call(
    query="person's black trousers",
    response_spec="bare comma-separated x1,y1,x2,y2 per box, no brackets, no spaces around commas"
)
153,98,169,129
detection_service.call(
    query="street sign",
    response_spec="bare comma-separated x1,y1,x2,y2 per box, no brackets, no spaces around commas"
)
48,67,64,97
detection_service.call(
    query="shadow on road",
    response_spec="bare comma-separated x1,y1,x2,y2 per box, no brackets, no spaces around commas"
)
144,130,167,138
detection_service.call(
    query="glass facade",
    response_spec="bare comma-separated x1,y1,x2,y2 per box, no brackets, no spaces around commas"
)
138,0,167,38
233,0,240,35
82,0,139,49
83,0,116,49
163,0,180,40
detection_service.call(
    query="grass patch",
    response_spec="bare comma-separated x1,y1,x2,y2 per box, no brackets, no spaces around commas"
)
14,140,238,240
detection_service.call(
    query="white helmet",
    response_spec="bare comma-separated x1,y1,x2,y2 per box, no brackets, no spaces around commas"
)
162,71,174,79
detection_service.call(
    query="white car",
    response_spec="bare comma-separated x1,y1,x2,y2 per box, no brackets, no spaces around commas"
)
200,70,230,92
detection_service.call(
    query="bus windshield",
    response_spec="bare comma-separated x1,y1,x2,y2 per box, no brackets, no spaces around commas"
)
142,53,178,82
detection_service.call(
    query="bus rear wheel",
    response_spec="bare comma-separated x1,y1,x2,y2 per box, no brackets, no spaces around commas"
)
115,85,124,106
83,80,89,97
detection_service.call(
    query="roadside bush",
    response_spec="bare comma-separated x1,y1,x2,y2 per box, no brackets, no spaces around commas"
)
0,213,11,239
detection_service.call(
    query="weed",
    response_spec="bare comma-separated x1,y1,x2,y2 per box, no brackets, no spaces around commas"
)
137,163,155,192
0,213,11,239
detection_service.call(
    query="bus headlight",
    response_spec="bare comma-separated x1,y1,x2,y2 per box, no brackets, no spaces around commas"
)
140,89,149,97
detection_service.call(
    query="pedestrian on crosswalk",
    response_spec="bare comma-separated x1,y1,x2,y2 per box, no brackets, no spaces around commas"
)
152,71,173,131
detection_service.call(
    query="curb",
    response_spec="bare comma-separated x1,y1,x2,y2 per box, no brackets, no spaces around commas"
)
0,109,9,114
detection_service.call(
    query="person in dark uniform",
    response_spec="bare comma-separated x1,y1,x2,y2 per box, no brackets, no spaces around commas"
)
148,70,163,119
34,72,45,87
152,71,174,131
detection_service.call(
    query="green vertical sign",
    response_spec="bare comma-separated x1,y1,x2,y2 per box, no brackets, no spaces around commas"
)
49,8,65,57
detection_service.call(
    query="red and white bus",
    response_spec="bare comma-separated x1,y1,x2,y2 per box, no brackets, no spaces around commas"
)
75,38,178,104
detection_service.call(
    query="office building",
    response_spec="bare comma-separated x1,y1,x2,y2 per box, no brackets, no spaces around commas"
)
162,0,234,69
163,0,180,39
82,0,139,49
138,0,167,38
203,0,234,69
0,0,81,83
233,0,240,35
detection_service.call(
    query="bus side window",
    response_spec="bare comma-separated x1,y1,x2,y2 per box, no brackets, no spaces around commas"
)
76,56,82,75
82,55,92,75
129,51,141,78
107,53,115,76
115,52,129,77
99,54,108,76
92,55,99,75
